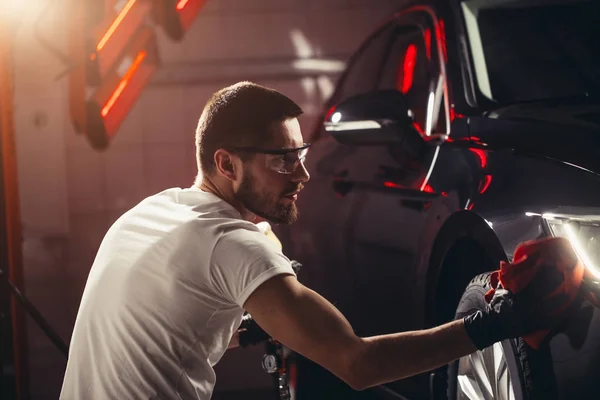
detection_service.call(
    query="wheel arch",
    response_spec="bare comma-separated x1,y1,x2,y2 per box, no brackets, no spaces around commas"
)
424,210,508,327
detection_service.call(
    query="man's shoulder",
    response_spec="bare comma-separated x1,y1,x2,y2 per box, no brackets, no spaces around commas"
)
139,187,242,222
215,219,266,243
212,220,284,259
182,206,264,249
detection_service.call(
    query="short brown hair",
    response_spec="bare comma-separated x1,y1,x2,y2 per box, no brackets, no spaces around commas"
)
195,81,303,175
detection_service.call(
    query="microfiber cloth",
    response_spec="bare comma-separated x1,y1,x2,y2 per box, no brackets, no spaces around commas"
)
484,237,584,349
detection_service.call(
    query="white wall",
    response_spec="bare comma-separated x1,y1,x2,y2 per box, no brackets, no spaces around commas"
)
12,0,401,398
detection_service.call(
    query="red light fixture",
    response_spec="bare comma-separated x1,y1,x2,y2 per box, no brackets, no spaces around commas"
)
176,0,190,10
86,0,152,85
69,0,208,150
152,0,207,41
101,50,147,117
85,27,160,149
96,0,138,51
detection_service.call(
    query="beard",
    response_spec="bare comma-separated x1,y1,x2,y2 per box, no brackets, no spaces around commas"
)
235,170,300,225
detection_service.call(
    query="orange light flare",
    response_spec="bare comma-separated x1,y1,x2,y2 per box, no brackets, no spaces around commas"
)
176,0,190,10
97,0,137,51
101,51,147,117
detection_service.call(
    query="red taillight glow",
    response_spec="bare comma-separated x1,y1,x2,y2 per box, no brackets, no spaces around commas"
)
97,0,137,51
176,0,190,10
101,51,147,117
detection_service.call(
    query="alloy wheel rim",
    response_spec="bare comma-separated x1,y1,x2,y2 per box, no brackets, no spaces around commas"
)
456,341,516,400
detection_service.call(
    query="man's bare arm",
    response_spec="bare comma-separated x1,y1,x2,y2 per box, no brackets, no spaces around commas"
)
243,275,476,390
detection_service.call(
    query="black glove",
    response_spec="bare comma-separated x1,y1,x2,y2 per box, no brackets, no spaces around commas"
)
463,267,569,350
238,314,270,348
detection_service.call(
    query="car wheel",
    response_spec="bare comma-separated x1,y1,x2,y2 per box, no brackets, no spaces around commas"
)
446,272,558,400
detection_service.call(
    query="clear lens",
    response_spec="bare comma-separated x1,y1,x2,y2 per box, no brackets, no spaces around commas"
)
545,218,600,279
267,148,309,174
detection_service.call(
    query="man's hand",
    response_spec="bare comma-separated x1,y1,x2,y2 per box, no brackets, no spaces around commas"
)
464,267,569,350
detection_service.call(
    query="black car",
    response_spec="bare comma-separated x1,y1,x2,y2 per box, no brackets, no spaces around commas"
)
274,0,600,399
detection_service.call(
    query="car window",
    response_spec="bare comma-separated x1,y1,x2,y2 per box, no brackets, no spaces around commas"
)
311,22,397,141
332,23,397,103
379,14,447,135
317,10,448,142
463,0,599,104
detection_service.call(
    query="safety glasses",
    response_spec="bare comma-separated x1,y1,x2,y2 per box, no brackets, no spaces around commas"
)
228,143,311,175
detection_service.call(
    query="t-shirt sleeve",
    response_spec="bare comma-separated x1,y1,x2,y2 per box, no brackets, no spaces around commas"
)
210,225,296,308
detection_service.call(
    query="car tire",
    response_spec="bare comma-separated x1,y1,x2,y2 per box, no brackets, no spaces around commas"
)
446,272,558,400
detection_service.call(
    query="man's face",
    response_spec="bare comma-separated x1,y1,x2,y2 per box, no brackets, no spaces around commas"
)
234,118,310,224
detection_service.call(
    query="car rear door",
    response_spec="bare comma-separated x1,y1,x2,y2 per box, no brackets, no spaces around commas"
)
325,8,451,338
275,7,463,400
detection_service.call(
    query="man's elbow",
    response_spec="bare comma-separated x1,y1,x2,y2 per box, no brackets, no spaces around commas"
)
336,341,376,391
341,363,377,391
342,369,370,392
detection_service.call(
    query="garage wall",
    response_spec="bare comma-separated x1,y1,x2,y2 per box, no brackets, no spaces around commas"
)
12,0,400,398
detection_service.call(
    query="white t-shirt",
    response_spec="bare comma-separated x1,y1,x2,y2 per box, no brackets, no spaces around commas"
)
60,187,295,399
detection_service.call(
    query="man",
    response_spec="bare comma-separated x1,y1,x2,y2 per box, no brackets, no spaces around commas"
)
61,82,566,399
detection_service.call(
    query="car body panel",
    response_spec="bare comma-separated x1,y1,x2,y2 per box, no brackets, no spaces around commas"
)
275,1,600,398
